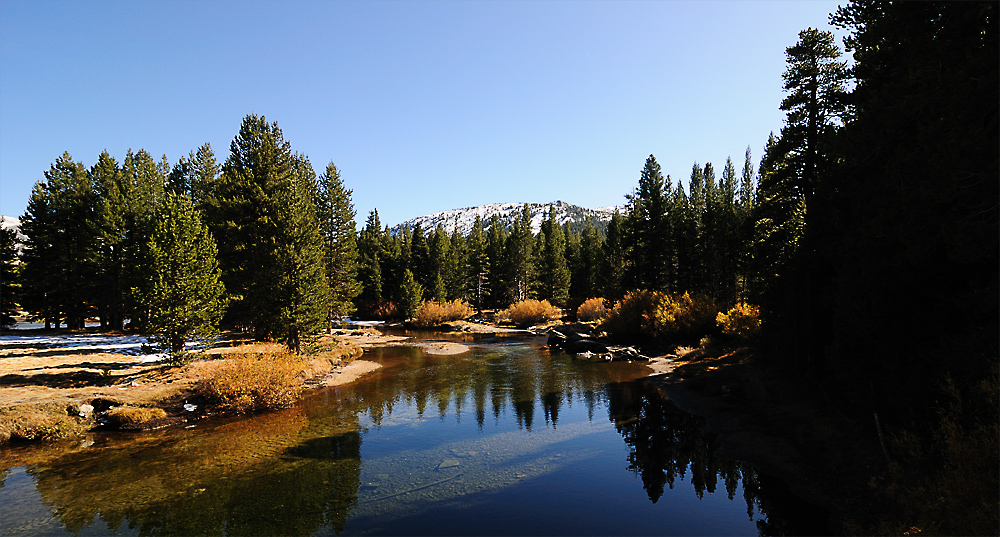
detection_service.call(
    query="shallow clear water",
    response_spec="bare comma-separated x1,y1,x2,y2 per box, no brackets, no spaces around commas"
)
0,333,824,536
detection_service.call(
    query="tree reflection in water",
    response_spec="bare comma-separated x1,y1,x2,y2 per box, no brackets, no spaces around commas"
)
605,380,829,536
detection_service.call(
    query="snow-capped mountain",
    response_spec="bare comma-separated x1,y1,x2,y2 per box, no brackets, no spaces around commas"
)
391,201,624,237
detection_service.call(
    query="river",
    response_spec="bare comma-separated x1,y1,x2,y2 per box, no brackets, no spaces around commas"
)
0,331,826,535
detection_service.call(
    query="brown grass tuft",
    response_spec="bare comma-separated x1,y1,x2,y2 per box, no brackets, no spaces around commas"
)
104,406,168,428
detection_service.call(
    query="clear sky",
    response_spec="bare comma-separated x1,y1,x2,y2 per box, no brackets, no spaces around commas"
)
1,0,845,228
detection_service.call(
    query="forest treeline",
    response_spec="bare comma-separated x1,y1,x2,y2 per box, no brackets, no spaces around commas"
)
0,2,996,532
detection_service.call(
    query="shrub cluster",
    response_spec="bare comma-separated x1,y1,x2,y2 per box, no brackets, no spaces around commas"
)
576,297,608,322
602,290,717,341
197,351,305,414
716,302,761,341
412,299,474,327
499,299,561,327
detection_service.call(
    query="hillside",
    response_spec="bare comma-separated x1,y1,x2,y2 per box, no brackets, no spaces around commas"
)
390,201,625,237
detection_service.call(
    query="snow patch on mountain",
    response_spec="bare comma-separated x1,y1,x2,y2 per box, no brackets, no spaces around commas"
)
1,216,26,253
391,201,616,236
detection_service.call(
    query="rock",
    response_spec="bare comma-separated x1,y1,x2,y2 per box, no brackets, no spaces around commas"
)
438,458,461,470
77,403,94,417
565,338,609,354
546,330,567,347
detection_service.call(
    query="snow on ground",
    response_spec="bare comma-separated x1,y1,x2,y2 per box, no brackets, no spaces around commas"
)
0,332,209,363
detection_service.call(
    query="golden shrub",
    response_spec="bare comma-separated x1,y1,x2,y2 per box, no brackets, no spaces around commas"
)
600,290,663,338
576,297,608,322
197,352,305,414
500,299,562,327
602,290,717,340
716,302,762,340
647,292,718,339
413,299,474,327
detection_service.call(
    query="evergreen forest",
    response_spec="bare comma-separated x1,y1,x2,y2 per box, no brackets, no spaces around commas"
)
1,2,996,533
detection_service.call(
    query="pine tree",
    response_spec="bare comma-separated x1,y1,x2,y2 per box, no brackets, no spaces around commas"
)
750,132,804,302
565,226,582,299
446,222,469,300
409,223,431,292
778,27,849,213
168,143,219,211
428,223,451,301
823,1,998,433
398,269,423,320
625,155,671,292
484,215,507,308
536,205,571,306
209,114,330,350
466,215,489,311
316,161,361,324
574,221,602,300
278,160,332,351
144,192,227,355
505,204,535,304
737,147,758,300
599,211,628,302
716,156,740,305
1,227,18,328
357,209,384,310
91,150,128,330
120,149,168,330
680,163,707,294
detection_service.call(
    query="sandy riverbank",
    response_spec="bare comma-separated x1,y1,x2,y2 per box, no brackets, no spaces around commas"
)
0,332,382,444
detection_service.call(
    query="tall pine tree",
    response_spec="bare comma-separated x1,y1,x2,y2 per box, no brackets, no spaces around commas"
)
536,205,571,306
0,227,18,328
208,114,330,350
315,161,361,325
19,153,99,329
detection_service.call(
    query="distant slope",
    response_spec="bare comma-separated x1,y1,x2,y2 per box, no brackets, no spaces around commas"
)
391,201,624,237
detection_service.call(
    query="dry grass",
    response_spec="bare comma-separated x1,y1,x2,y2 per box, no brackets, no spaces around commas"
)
499,299,562,328
104,406,168,428
0,404,88,443
196,351,306,414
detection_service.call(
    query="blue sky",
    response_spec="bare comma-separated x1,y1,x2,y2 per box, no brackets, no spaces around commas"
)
1,0,845,227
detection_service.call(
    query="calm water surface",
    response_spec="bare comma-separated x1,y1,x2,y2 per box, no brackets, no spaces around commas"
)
0,332,824,535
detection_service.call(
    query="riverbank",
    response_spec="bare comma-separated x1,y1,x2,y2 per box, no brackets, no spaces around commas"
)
643,340,885,534
0,331,382,445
